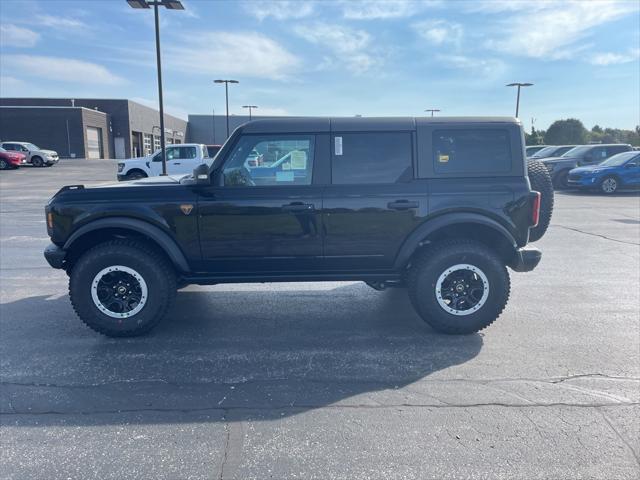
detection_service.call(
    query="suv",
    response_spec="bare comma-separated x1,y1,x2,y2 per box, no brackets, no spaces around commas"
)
117,143,210,180
0,141,59,167
541,144,632,189
44,117,548,337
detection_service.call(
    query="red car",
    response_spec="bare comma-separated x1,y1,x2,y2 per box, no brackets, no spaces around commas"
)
0,146,26,170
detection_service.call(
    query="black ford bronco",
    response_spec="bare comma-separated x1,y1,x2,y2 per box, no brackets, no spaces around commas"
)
44,117,553,337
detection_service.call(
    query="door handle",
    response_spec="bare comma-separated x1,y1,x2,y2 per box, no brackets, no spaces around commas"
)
173,162,181,165
387,200,419,210
282,202,314,212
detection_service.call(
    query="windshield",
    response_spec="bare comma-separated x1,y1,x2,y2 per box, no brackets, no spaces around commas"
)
561,146,591,157
531,146,557,157
0,147,6,153
24,143,39,151
598,152,639,167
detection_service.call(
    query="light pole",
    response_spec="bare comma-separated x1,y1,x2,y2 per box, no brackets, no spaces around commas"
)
127,0,184,175
506,82,533,118
242,105,258,121
214,79,239,139
425,109,440,117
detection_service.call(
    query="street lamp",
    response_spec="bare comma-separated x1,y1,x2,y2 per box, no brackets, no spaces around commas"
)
506,82,533,118
242,105,258,121
127,0,184,175
214,79,239,139
425,109,440,117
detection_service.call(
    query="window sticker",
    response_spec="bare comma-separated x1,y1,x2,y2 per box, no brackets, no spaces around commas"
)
290,150,307,169
438,154,450,163
276,171,295,182
335,136,343,156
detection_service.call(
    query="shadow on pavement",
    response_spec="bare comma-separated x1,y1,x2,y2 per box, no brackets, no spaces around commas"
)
1,283,483,425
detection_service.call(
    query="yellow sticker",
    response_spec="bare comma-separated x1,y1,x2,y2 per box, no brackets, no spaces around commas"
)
438,154,449,163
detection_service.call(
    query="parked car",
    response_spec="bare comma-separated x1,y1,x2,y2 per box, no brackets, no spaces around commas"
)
44,116,551,338
0,146,26,170
568,151,640,194
525,145,547,156
528,145,576,159
117,143,210,180
541,144,632,188
206,145,222,157
0,141,59,167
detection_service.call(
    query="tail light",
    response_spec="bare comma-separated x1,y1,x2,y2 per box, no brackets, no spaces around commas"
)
531,191,541,227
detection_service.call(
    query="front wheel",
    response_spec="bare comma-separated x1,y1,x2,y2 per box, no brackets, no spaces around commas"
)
0,159,8,170
125,171,147,181
69,239,176,337
407,240,510,334
553,169,570,189
600,176,618,194
31,156,44,167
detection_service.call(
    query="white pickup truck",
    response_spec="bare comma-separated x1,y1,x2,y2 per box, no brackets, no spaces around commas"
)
117,143,210,180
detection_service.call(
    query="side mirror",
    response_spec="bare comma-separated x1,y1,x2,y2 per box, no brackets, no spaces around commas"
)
193,163,210,185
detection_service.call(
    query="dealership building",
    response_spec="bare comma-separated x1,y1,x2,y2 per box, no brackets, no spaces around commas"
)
0,98,187,159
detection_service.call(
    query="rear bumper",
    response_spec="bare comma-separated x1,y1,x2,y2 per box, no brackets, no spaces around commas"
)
44,243,66,269
509,246,542,272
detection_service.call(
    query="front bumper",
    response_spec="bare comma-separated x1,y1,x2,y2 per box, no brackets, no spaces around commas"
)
44,243,66,269
117,173,128,181
509,246,542,272
567,175,598,188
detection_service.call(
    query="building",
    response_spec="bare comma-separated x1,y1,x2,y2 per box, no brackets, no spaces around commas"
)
0,98,187,159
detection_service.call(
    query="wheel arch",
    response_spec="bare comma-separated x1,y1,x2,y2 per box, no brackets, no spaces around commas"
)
394,213,518,270
124,168,148,177
63,217,190,273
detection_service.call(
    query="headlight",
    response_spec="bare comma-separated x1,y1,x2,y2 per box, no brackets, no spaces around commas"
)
118,163,124,172
45,154,53,158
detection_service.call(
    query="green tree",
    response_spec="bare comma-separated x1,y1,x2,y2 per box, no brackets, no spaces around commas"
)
544,118,588,145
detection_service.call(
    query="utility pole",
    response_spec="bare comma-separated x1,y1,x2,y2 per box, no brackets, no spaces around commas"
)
425,109,440,117
506,83,533,118
214,79,239,139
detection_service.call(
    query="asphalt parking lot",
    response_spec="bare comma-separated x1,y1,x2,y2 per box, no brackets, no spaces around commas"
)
1,160,639,480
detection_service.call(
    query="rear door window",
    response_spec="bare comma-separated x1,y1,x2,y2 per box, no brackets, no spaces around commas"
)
432,129,511,174
331,132,412,184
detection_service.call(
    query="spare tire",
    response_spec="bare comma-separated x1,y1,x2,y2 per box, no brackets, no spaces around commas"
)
527,159,554,242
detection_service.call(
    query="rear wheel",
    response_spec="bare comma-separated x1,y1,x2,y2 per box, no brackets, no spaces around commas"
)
69,239,176,337
407,240,510,334
31,156,44,167
600,176,618,194
527,159,554,242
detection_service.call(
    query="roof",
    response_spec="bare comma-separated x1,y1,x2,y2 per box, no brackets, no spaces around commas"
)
239,116,520,134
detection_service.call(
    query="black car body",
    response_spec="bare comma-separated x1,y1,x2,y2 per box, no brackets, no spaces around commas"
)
44,117,544,337
542,143,632,188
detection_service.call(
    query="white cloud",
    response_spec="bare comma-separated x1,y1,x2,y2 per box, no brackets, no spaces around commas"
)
243,1,315,21
34,14,87,30
2,55,126,85
589,48,640,66
413,20,463,45
484,0,639,59
340,0,438,19
165,32,300,80
0,24,40,47
436,54,505,77
293,23,380,73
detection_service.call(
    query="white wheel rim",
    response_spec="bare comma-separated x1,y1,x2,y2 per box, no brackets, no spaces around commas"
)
435,264,490,316
602,178,616,193
91,265,148,319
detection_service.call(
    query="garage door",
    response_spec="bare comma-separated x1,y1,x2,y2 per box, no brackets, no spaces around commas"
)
86,127,103,159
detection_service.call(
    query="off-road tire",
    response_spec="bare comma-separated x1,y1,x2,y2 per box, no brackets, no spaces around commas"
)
407,239,510,335
527,159,554,242
69,239,176,337
31,156,44,167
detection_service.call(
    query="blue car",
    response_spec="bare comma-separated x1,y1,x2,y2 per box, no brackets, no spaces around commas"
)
568,151,640,194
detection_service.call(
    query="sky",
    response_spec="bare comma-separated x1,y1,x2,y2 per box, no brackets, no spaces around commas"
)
0,0,639,131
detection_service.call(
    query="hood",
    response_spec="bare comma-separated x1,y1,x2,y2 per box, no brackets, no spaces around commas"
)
121,154,153,163
85,174,187,189
570,165,611,174
40,149,58,155
542,156,575,164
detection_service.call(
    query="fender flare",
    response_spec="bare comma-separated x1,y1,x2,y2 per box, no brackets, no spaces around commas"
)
393,212,517,269
63,217,190,272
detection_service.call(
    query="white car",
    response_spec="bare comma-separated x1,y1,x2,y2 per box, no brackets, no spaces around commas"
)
117,144,210,180
0,141,59,167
